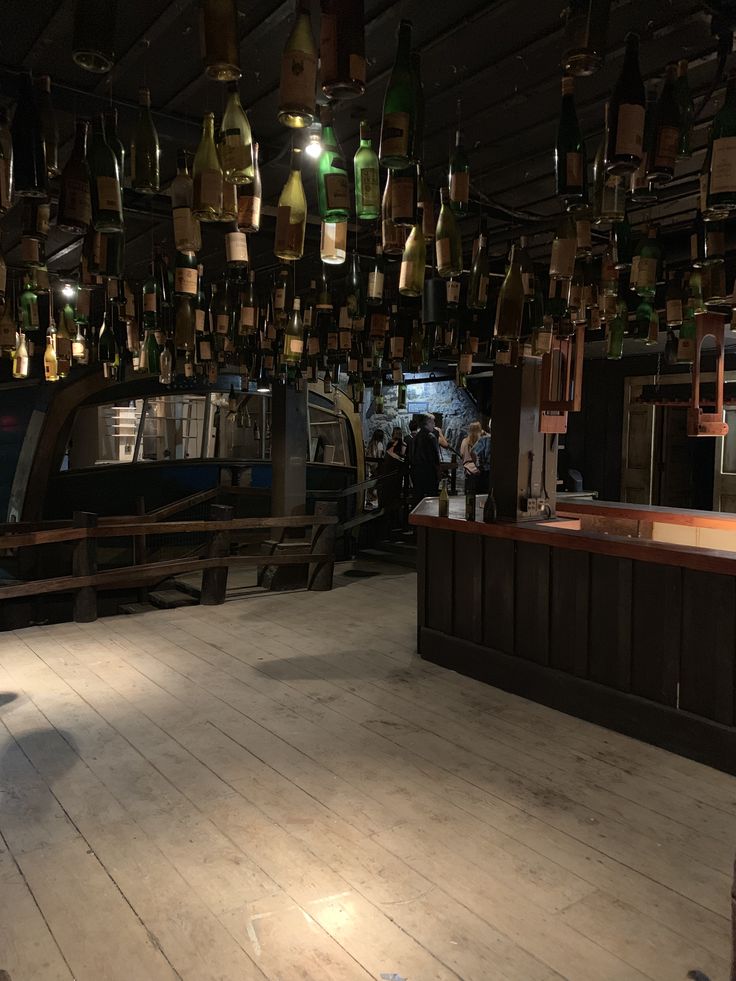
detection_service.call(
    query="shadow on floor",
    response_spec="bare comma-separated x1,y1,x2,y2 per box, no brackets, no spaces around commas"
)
0,726,80,791
0,692,18,709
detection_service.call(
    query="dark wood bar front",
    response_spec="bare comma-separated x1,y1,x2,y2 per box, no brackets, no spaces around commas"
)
411,498,736,775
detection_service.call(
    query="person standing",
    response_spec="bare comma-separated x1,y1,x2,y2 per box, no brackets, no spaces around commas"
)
472,427,492,494
411,413,441,504
460,421,482,492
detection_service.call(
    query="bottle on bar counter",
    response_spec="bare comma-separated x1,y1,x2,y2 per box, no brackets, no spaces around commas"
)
438,480,450,518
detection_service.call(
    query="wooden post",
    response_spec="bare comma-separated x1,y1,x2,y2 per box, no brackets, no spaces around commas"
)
201,504,233,605
133,496,148,602
308,502,337,591
72,510,98,623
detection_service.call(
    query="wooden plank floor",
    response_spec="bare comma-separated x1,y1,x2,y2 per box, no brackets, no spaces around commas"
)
0,561,734,981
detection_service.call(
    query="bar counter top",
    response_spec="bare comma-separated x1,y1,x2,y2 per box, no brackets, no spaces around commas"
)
409,496,736,577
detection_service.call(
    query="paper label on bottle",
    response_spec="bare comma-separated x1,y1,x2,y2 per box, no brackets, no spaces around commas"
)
370,313,389,337
550,236,576,279
677,337,695,362
237,193,261,231
350,53,366,84
274,205,304,258
273,286,286,311
144,292,157,313
61,178,92,226
565,152,583,188
637,256,657,287
280,51,317,110
199,340,212,360
390,336,404,358
459,353,473,372
96,175,121,214
576,220,591,249
521,272,534,296
478,275,489,304
324,173,350,211
240,305,256,329
107,276,118,301
381,111,410,160
195,309,205,332
630,254,640,285
173,207,195,249
450,171,469,203
654,125,678,169
327,331,338,349
666,299,683,324
710,137,736,195
339,331,352,351
446,280,461,305
614,103,645,158
361,357,372,374
175,266,198,295
368,270,384,300
308,336,320,356
21,237,40,264
399,259,420,293
286,337,304,356
219,136,252,174
436,237,452,271
184,359,194,378
27,299,39,329
216,314,230,335
0,159,9,211
392,175,415,220
226,231,248,263
706,229,726,258
196,169,222,210
359,166,380,209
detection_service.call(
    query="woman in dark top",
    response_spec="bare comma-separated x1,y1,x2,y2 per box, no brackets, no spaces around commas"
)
377,427,406,531
411,414,441,504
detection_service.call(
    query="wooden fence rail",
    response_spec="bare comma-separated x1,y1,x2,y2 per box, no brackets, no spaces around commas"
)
0,507,337,624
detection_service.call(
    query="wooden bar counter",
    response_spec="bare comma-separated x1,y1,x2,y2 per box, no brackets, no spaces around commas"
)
410,497,736,774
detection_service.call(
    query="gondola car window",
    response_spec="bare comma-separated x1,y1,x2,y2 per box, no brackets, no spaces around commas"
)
309,404,347,465
136,395,207,462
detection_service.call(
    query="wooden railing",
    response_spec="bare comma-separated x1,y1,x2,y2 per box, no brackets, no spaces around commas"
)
0,506,337,624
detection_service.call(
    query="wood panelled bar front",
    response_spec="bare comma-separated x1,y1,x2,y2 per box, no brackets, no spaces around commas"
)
411,497,736,775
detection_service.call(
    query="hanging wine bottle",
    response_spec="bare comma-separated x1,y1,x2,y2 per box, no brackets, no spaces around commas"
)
381,170,407,256
391,164,417,226
367,245,385,306
237,141,261,231
219,81,253,183
72,0,117,73
171,150,198,253
0,108,12,214
193,112,223,220
317,106,350,222
449,100,470,214
103,107,125,184
57,119,92,235
561,0,610,77
33,75,59,179
354,120,380,220
320,219,347,265
647,63,679,184
555,76,586,208
200,0,241,81
274,146,307,261
379,20,415,168
467,226,490,310
88,113,123,233
606,33,645,175
399,206,426,298
675,59,694,159
320,0,366,99
707,68,736,215
435,187,462,278
11,72,47,197
278,0,318,128
131,87,160,194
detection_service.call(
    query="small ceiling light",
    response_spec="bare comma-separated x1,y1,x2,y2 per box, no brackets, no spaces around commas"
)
304,122,323,159
62,283,77,299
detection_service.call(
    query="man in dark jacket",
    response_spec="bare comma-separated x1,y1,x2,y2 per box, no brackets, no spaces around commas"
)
411,414,441,504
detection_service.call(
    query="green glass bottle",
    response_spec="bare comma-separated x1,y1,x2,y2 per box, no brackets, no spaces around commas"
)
410,51,424,164
379,20,415,168
555,76,586,207
88,113,123,233
467,227,490,310
494,245,524,340
675,59,694,159
192,113,223,221
354,120,380,220
219,81,253,184
435,187,462,278
317,106,350,222
274,146,307,261
399,206,426,298
606,299,626,359
632,225,660,299
449,101,470,214
707,68,736,213
131,87,160,194
98,299,119,373
19,274,39,332
278,0,317,128
606,32,645,175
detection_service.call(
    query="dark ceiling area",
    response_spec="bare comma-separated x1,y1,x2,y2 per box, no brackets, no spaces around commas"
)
0,0,728,286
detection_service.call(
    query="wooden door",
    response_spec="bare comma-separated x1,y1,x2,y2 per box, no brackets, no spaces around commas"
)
621,377,656,504
714,408,736,512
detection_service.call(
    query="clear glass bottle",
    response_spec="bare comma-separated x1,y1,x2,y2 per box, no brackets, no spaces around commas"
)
467,227,490,310
219,81,253,183
449,102,470,214
131,87,160,194
399,206,426,298
354,120,380,220
103,107,125,183
381,170,407,257
236,141,261,231
278,0,318,128
192,113,223,220
274,146,307,261
34,75,59,179
171,150,198,253
319,0,366,99
494,245,525,339
555,76,586,208
57,119,92,235
435,186,462,278
11,72,47,198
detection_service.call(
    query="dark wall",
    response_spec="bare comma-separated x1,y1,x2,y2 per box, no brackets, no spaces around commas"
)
0,384,39,519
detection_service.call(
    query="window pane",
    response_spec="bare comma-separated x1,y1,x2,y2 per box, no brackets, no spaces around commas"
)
136,395,206,462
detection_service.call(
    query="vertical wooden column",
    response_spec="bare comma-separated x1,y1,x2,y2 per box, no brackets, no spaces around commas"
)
72,510,98,622
271,379,308,517
201,504,234,605
308,502,337,591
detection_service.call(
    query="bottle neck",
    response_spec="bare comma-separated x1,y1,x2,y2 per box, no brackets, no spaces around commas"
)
396,21,412,68
74,123,88,156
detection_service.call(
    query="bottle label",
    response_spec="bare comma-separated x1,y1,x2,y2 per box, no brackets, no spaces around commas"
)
303,306,312,327
21,237,40,264
368,270,384,299
219,135,252,174
459,353,473,373
173,207,195,249
362,356,373,373
308,336,320,356
327,331,338,349
96,175,121,214
614,103,645,158
61,178,92,225
144,292,157,313
226,231,249,263
677,337,695,362
274,286,286,310
450,171,469,203
390,336,404,358
399,259,419,292
175,266,198,295
446,280,461,304
195,309,205,332
710,137,736,195
107,277,118,301
286,337,304,356
381,112,410,160
435,236,451,271
370,312,389,336
274,205,304,257
199,340,212,360
36,203,50,237
706,229,726,258
339,329,352,349
630,254,640,285
240,305,256,328
689,232,699,262
324,173,350,211
576,220,591,250
196,169,222,209
237,193,261,231
550,236,576,279
654,125,678,169
279,51,318,111
392,175,415,219
637,256,657,287
666,299,683,324
565,152,583,188
360,166,380,209
216,314,230,335
478,275,489,304
184,360,194,378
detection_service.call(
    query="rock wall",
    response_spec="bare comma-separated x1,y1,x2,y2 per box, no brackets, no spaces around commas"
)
363,379,481,455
